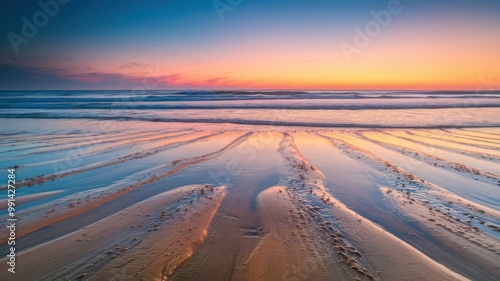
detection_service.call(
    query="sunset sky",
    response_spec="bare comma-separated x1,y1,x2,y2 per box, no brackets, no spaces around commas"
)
1,0,499,90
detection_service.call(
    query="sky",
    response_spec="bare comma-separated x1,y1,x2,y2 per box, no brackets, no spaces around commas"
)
0,0,499,90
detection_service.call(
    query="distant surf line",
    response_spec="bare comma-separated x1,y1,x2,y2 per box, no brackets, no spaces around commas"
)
1,114,499,129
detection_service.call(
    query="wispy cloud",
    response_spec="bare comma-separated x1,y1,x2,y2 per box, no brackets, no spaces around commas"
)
0,55,252,89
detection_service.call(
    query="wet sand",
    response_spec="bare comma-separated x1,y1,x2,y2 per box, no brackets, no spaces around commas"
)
0,119,499,280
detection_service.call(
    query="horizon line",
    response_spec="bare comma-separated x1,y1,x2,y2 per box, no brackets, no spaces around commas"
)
0,89,498,93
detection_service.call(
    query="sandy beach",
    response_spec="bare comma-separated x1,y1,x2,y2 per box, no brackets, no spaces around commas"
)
1,118,498,280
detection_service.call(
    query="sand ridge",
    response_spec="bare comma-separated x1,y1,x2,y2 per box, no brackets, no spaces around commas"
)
277,132,468,281
3,184,227,281
0,132,250,243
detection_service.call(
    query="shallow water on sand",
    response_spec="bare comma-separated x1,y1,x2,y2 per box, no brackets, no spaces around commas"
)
0,117,499,281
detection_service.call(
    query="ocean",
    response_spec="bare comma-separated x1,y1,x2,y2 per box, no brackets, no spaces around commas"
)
1,90,499,128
